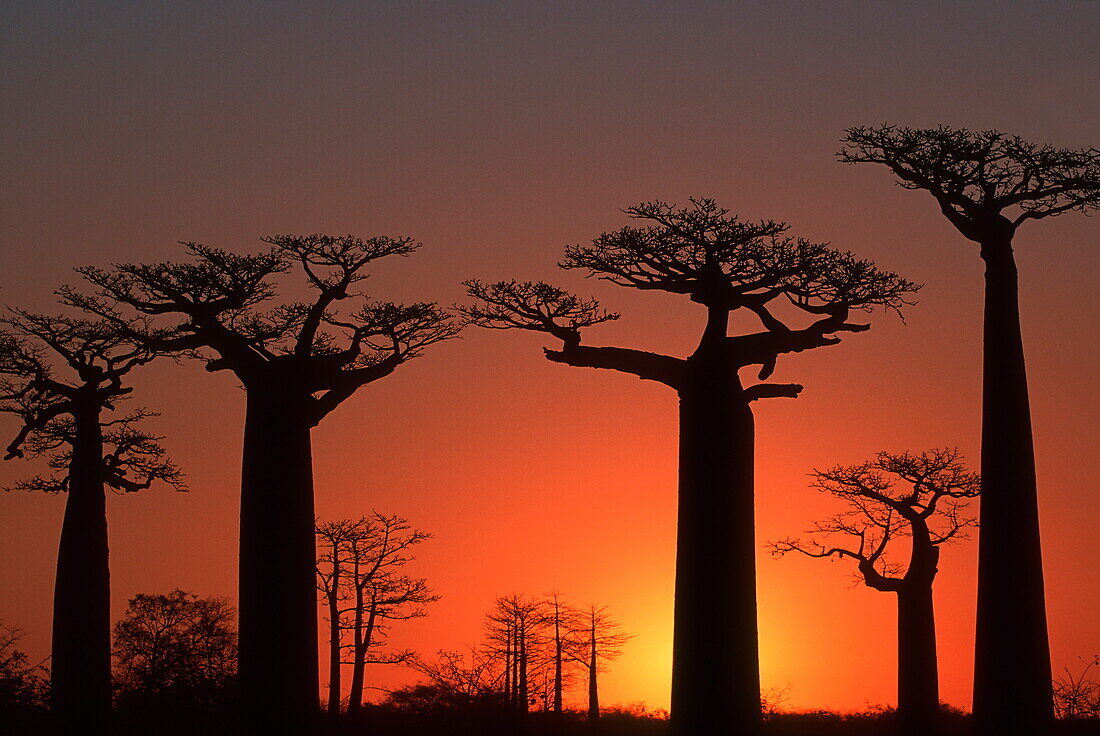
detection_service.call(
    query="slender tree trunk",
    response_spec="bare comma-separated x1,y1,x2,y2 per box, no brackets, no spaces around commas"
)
51,404,111,732
503,623,512,706
671,308,760,736
519,626,529,713
511,624,520,708
238,387,319,733
325,565,341,715
347,604,377,713
553,610,563,715
588,626,599,721
973,238,1052,734
896,585,939,734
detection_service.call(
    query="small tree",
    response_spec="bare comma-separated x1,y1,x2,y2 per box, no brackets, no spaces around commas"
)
113,590,237,713
404,647,508,709
1053,656,1100,721
0,311,183,731
461,199,917,734
69,235,458,730
563,604,631,721
0,620,48,717
768,448,979,733
840,126,1099,732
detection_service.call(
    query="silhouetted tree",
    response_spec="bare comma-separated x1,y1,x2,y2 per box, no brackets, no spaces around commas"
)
1053,656,1100,721
486,594,548,713
113,590,237,713
0,312,183,732
840,125,1100,733
315,518,360,715
406,647,508,705
543,592,576,717
0,620,48,717
460,199,917,734
769,449,978,733
317,513,436,715
563,604,631,721
67,235,458,730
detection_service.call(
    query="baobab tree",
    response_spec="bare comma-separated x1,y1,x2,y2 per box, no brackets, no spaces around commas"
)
543,592,576,717
65,234,459,730
486,594,548,714
0,310,184,732
564,604,631,721
839,125,1100,732
460,198,918,734
316,513,436,715
316,518,360,714
768,448,979,733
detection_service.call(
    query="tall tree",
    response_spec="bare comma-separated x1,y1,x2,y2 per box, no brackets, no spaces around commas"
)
486,594,547,714
768,449,979,733
0,311,183,732
67,235,458,730
315,518,360,715
460,198,917,734
543,592,576,717
839,125,1100,732
338,514,436,715
563,604,631,721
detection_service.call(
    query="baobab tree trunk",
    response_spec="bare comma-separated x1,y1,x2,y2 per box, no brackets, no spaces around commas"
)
239,387,319,733
50,404,111,733
553,612,563,715
588,627,599,721
973,237,1052,734
671,307,761,736
325,567,341,715
346,604,377,713
896,585,939,734
503,623,512,707
519,626,529,713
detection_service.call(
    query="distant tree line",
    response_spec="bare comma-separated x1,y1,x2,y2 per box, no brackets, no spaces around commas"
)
404,592,629,720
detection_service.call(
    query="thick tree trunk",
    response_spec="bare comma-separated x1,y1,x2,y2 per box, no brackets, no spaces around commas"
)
325,572,341,715
973,238,1052,734
671,311,760,736
50,405,111,732
896,585,939,734
238,387,319,733
588,628,599,721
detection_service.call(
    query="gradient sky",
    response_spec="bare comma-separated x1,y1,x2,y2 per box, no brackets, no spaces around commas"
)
1,0,1097,713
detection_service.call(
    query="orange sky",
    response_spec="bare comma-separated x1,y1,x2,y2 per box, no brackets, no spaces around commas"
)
1,0,1097,714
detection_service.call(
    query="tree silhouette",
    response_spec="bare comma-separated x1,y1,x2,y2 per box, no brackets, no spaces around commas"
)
563,604,631,721
316,513,436,715
543,592,575,718
768,448,979,733
66,235,458,730
460,198,917,734
0,310,183,732
113,589,237,713
315,518,360,715
839,125,1100,732
486,594,548,714
0,620,49,717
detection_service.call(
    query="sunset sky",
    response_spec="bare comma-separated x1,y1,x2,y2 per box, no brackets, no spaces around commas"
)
1,0,1097,714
